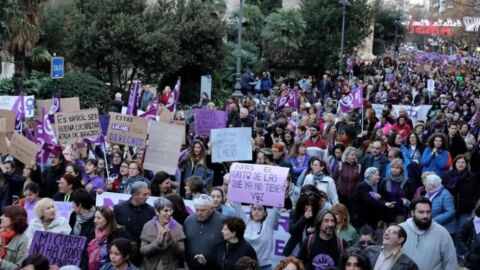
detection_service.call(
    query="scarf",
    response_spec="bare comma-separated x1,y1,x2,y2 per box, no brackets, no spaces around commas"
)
474,216,480,234
426,186,443,202
385,174,404,193
87,229,108,270
446,168,469,191
0,230,16,258
364,177,378,193
73,207,95,236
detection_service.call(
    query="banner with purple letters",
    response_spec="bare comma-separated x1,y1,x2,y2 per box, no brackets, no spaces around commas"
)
29,231,86,267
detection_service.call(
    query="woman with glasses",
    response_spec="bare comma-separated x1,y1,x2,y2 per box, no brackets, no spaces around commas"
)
117,161,150,194
140,198,185,270
109,161,129,192
301,157,339,205
87,207,131,270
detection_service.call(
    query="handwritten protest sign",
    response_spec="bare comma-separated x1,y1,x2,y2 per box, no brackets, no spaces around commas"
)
96,192,289,266
9,133,39,166
211,127,252,162
194,109,226,136
29,231,86,267
427,79,435,93
0,95,35,118
0,119,6,153
54,109,100,142
37,97,80,113
144,121,184,174
0,109,15,133
107,113,149,148
158,105,173,122
228,163,289,207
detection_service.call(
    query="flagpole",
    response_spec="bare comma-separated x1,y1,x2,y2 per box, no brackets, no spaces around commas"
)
102,142,110,181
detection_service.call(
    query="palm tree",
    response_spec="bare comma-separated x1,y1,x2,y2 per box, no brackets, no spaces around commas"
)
261,9,305,62
3,0,48,93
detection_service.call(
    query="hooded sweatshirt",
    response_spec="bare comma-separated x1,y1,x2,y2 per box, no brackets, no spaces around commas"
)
399,218,457,270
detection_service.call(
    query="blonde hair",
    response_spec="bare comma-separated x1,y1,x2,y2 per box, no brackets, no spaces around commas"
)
34,198,55,220
341,147,358,163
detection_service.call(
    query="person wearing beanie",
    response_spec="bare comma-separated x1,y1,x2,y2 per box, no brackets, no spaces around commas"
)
353,167,394,229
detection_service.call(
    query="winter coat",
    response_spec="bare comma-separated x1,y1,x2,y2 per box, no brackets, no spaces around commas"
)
333,162,361,199
430,187,456,234
442,170,479,217
0,233,29,270
25,217,72,240
365,245,418,270
140,219,185,270
420,147,449,177
457,217,480,268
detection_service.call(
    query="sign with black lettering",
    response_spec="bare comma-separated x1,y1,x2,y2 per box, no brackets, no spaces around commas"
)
29,231,87,267
211,127,252,162
106,112,149,148
54,109,100,142
227,163,289,207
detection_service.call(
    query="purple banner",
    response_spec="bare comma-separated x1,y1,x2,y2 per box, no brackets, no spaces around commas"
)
194,109,227,136
29,231,86,267
127,82,139,116
227,163,289,207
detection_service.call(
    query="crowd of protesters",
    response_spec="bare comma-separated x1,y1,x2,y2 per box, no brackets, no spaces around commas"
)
1,51,480,270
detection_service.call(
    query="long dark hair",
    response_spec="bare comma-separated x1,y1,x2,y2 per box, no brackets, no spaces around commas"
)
306,157,329,175
166,193,189,225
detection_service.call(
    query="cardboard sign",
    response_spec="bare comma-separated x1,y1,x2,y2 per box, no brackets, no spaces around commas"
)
0,119,6,153
37,97,80,113
211,127,252,162
29,231,87,267
9,133,39,166
0,109,15,133
227,163,289,207
424,64,432,72
54,109,100,142
0,95,35,118
158,105,173,122
144,121,184,174
106,113,149,148
194,109,226,136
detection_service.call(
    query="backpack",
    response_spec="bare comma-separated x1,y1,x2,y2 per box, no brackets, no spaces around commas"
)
306,234,344,259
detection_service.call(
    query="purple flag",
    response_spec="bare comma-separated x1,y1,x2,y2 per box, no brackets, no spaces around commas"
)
13,92,25,132
339,86,364,113
127,82,140,115
139,97,159,120
34,108,60,164
166,78,181,112
275,88,298,111
48,90,61,123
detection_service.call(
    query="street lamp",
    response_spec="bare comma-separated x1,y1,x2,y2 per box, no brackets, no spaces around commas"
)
338,0,351,79
232,0,244,98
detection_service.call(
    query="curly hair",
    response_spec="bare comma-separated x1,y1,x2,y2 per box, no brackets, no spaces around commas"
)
274,256,305,270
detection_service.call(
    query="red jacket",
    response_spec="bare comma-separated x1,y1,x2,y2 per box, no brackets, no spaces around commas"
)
304,137,327,149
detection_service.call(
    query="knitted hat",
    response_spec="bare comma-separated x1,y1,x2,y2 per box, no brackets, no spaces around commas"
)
364,167,379,179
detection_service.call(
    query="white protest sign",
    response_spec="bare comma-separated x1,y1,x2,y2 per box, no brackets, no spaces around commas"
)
200,75,212,99
427,79,435,93
227,163,289,207
372,104,432,122
211,127,252,163
0,95,35,118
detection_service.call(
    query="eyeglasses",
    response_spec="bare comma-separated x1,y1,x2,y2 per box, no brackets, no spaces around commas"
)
385,229,399,235
359,241,374,246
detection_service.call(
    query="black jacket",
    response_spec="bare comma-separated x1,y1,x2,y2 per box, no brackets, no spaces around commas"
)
447,134,467,159
360,155,388,179
69,211,95,270
457,217,480,268
113,199,155,244
283,209,315,256
353,181,387,228
442,170,479,216
365,245,418,270
217,239,257,270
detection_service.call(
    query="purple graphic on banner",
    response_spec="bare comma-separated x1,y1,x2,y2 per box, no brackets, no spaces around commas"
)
12,92,25,131
29,231,86,267
339,86,363,113
227,163,289,207
127,82,139,116
275,88,298,111
194,109,227,136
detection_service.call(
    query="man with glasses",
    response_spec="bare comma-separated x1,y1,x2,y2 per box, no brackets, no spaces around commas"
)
365,224,418,270
184,194,225,269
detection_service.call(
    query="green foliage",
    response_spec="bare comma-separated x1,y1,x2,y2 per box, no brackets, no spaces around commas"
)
300,0,373,74
245,0,282,16
40,72,112,113
373,4,405,55
0,70,49,96
231,4,265,48
261,9,305,71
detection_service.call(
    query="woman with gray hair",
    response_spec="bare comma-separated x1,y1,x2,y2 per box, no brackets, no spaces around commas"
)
25,198,71,241
423,174,456,236
140,197,185,270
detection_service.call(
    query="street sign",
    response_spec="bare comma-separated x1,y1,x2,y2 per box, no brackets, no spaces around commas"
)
51,57,64,79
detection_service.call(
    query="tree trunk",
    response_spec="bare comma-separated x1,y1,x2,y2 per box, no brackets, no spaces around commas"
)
12,51,25,94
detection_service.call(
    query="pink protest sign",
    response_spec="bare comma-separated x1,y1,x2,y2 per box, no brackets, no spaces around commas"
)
227,163,289,207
